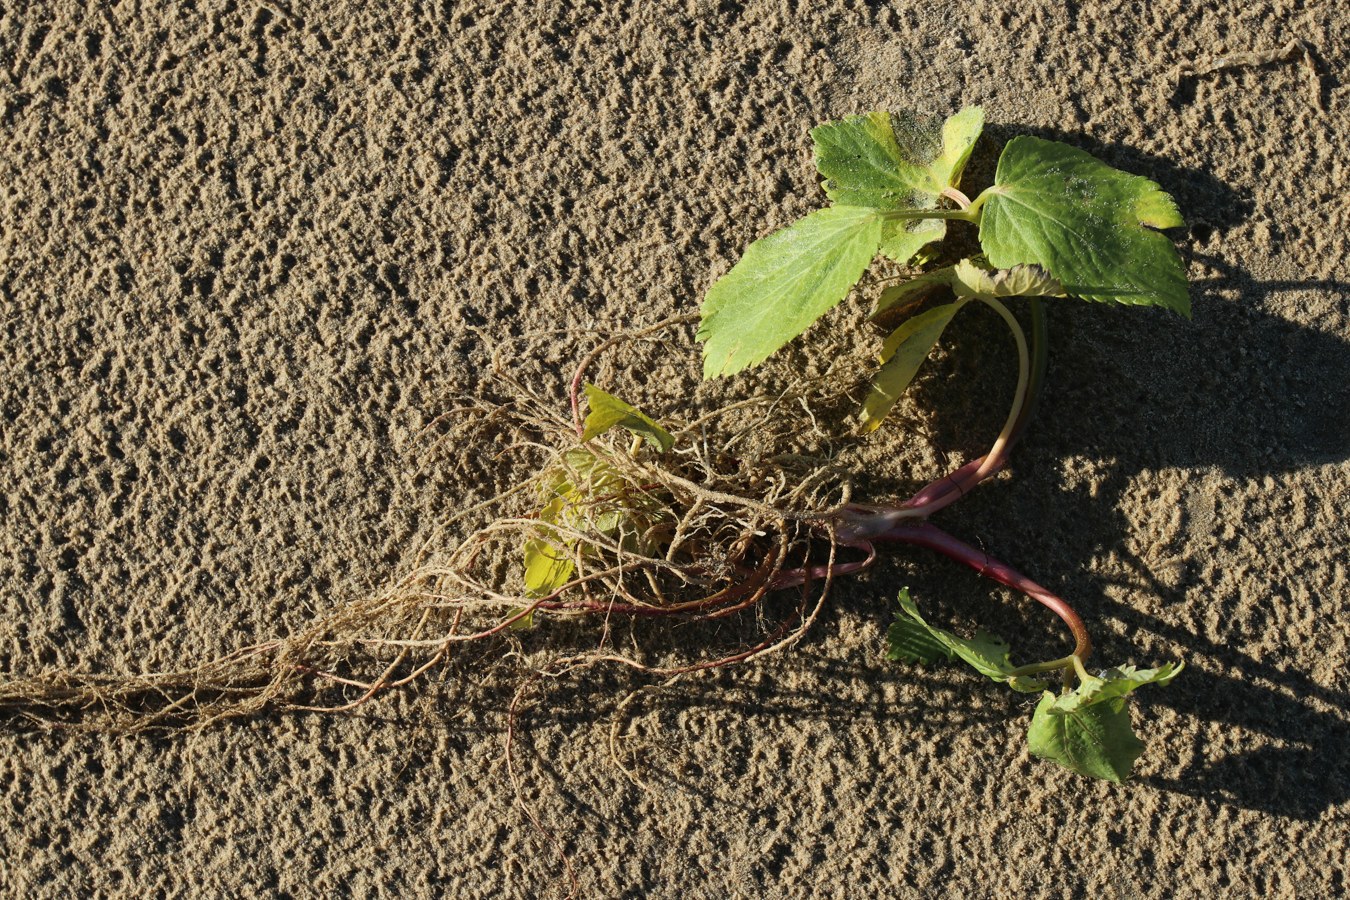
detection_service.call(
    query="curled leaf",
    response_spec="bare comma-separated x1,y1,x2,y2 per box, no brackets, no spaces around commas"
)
582,384,674,452
871,266,958,320
861,301,968,432
951,258,1064,299
1027,693,1145,783
1027,662,1182,782
1044,662,1183,714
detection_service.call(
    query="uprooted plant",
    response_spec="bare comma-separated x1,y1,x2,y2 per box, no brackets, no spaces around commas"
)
1,106,1185,783
533,106,1188,781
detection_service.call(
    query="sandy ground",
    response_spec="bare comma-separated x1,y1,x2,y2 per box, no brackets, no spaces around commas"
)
3,1,1348,896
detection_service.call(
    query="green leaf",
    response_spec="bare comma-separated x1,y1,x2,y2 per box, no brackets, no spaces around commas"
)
879,218,947,267
885,593,953,665
581,384,675,452
813,107,983,265
1027,662,1181,781
523,495,574,598
1027,693,1145,783
951,258,1064,299
811,111,917,209
886,589,1046,692
813,108,984,208
523,450,654,598
698,206,882,378
978,136,1188,315
895,105,984,196
506,606,537,630
861,301,968,432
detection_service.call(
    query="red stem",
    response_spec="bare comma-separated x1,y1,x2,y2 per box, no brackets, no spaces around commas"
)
901,453,999,511
875,521,1092,660
767,542,877,590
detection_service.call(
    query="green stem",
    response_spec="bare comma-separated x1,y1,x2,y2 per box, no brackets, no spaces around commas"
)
1007,655,1077,677
881,208,980,223
967,297,1029,480
1007,298,1049,445
966,188,995,218
908,296,1028,517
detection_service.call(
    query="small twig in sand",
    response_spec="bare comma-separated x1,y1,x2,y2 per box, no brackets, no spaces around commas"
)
1173,39,1324,111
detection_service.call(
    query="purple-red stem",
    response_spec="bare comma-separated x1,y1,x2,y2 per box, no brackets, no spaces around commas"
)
874,521,1091,661
768,543,878,591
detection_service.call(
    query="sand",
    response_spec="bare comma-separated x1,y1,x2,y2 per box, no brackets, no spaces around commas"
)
2,0,1347,896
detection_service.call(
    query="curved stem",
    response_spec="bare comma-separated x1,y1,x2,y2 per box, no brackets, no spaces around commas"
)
965,188,994,219
768,542,876,591
567,314,697,439
903,297,1030,516
1007,298,1049,447
877,521,1092,662
941,186,973,210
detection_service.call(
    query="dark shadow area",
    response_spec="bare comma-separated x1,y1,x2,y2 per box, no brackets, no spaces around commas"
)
889,145,1350,816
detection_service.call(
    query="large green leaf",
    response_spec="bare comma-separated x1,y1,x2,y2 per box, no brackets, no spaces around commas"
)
813,107,984,208
861,301,968,432
698,206,882,378
886,589,1046,692
978,136,1188,314
813,107,983,264
1027,693,1145,783
581,384,674,452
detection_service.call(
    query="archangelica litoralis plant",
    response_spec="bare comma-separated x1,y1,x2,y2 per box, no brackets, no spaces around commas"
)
529,107,1185,782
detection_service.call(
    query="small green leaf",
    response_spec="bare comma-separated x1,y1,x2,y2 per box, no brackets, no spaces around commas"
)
978,136,1188,314
951,258,1064,299
1027,693,1144,783
861,301,968,432
581,384,675,452
523,532,574,599
698,206,882,378
879,217,946,267
524,451,643,597
886,598,953,665
886,589,1046,692
1046,662,1183,714
506,606,537,630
